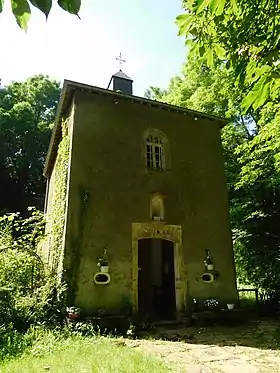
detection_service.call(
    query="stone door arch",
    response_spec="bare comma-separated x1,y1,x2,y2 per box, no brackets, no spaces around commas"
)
132,222,186,319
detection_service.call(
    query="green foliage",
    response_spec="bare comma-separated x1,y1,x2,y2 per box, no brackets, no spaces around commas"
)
1,330,170,372
231,110,280,290
176,0,280,111
0,1,81,30
0,75,60,213
47,119,70,273
58,0,80,15
0,326,69,361
11,0,31,31
0,208,65,335
148,54,280,292
29,0,52,17
0,324,33,360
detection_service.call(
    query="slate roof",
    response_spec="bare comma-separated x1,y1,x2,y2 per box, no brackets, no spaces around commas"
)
112,70,133,81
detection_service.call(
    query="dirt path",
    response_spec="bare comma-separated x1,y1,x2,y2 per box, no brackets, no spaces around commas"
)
126,339,280,372
124,320,280,372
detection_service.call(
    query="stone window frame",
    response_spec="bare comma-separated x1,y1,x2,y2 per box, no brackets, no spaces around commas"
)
143,129,170,171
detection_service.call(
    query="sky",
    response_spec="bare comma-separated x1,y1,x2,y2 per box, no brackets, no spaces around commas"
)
0,0,186,96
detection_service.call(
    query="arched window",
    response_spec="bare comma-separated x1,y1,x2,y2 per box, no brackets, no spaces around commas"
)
145,130,168,171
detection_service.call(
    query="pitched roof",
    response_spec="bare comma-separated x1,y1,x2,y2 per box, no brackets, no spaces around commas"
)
43,79,228,177
112,70,133,81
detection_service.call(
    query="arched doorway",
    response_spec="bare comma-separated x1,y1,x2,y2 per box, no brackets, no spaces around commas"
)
138,238,176,320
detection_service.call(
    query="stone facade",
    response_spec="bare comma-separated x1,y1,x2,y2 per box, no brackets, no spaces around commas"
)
43,81,238,319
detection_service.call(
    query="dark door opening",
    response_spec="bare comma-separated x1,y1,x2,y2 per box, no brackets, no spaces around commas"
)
138,238,176,320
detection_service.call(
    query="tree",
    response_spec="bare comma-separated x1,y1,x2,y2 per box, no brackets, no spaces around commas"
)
0,0,81,30
176,0,280,112
147,55,280,291
232,107,280,289
0,75,60,214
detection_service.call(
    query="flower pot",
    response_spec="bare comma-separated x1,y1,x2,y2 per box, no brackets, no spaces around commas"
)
100,266,109,273
227,303,234,310
68,312,79,320
207,264,214,270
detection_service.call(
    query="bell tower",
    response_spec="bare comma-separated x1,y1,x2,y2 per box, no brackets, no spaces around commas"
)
107,53,133,95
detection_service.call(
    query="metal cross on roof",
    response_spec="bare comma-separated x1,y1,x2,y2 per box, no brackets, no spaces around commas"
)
115,52,126,71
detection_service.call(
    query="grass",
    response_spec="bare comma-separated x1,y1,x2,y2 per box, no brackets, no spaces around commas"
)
2,319,280,372
0,331,169,373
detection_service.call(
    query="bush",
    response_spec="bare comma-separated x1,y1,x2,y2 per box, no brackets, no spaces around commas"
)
0,324,36,360
65,321,98,337
0,208,66,350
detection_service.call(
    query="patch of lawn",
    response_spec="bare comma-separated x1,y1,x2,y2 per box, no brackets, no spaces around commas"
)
1,334,169,373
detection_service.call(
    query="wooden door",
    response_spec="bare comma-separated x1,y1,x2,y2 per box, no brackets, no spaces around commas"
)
138,239,153,315
162,240,176,318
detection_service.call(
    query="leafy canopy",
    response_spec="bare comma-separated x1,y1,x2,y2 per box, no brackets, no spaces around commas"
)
147,54,280,292
0,75,60,213
0,0,81,30
176,0,280,112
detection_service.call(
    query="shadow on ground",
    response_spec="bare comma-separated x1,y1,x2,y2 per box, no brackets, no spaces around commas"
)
135,318,280,350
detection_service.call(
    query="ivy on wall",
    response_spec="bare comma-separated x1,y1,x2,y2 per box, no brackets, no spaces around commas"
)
66,186,90,304
48,119,70,273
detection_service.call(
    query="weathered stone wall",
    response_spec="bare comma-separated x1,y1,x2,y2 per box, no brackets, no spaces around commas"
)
63,91,237,314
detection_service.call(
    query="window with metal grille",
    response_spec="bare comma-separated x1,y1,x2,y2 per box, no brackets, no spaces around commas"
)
146,135,164,170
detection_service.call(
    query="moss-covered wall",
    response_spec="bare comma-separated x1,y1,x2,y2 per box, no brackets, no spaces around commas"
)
62,91,237,314
44,107,73,275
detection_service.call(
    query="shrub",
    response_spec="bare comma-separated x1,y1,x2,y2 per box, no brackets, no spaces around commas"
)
0,208,66,335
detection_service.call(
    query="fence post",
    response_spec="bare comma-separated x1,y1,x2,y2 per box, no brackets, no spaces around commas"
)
255,289,259,305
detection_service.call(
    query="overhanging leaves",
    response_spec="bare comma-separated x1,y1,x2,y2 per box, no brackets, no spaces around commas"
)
242,75,268,113
214,44,225,59
11,0,31,31
176,14,194,36
58,0,81,14
8,0,82,29
206,48,213,67
229,0,238,14
196,0,209,14
29,0,52,17
0,0,3,13
179,0,280,111
247,64,271,84
210,0,226,16
252,81,270,110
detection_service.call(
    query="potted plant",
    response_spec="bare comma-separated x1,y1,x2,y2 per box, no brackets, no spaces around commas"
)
204,249,214,270
204,298,220,311
97,248,109,273
227,303,235,310
66,306,80,320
